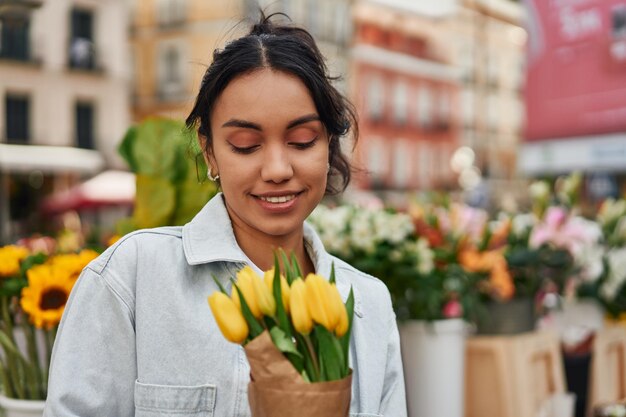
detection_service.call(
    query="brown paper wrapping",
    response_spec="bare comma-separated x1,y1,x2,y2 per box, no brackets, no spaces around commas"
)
244,330,352,417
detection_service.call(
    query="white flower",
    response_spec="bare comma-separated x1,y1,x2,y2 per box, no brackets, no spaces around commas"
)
511,213,535,237
600,247,626,301
529,181,550,202
415,238,434,275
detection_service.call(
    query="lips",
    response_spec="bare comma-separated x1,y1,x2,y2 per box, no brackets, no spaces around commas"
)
253,191,303,212
257,194,297,204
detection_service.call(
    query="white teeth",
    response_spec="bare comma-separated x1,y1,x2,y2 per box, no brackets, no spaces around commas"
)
259,194,296,203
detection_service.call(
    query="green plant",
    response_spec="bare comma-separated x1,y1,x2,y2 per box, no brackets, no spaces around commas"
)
117,118,218,231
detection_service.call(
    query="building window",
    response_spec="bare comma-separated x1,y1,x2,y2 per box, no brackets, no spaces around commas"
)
437,91,451,129
157,0,186,27
367,76,384,122
0,16,30,61
75,102,95,149
69,8,95,70
417,142,430,189
5,95,30,143
392,81,408,126
392,140,409,188
417,85,432,129
158,43,185,101
367,136,387,186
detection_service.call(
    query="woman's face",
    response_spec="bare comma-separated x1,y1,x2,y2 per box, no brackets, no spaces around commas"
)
206,68,329,241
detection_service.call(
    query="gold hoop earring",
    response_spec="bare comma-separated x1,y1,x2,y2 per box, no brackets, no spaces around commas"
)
208,168,220,182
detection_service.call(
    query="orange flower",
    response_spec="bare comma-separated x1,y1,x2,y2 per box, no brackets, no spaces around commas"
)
460,248,515,300
489,259,515,300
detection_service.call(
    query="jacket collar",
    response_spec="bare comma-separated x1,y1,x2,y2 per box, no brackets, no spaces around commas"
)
182,194,333,276
182,194,361,316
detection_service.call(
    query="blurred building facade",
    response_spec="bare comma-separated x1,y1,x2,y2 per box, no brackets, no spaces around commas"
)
455,0,526,181
257,0,354,94
0,0,131,243
130,0,250,122
352,0,462,191
351,0,525,198
522,0,626,200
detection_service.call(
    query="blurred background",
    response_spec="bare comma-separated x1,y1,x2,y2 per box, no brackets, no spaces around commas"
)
1,1,626,416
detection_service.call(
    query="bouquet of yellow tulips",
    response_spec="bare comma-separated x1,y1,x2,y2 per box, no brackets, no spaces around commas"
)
208,251,354,417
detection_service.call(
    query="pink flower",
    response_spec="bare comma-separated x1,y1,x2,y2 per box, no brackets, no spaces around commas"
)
442,299,463,318
530,206,600,256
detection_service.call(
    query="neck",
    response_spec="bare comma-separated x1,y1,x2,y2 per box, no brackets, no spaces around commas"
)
228,218,315,278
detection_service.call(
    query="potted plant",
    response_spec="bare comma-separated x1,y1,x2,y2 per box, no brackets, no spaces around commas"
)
0,238,99,416
308,203,477,417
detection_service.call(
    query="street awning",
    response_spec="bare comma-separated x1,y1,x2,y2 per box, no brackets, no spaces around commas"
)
0,143,105,174
519,133,626,175
41,170,135,214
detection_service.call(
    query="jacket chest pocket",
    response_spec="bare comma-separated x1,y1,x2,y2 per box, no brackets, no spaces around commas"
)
134,380,216,417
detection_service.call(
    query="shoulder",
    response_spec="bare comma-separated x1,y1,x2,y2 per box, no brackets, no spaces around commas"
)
87,226,184,276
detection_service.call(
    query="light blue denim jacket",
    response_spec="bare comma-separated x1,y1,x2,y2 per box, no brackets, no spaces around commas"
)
44,194,407,417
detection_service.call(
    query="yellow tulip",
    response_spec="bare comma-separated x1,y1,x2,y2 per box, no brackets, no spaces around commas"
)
208,292,249,344
304,273,339,332
263,269,290,314
329,283,349,337
251,271,275,316
289,278,313,335
231,266,262,319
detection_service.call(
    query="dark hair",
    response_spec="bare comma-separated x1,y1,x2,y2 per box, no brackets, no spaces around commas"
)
185,12,358,195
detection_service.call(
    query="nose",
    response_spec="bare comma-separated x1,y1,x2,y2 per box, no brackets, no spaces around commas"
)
260,145,293,184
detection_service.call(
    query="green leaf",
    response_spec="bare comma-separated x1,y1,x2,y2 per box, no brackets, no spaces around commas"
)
132,175,176,228
329,262,336,284
232,283,264,338
294,333,319,382
315,326,343,381
0,278,27,297
131,119,183,180
339,287,354,375
269,326,302,357
211,274,228,295
272,254,292,338
279,249,295,284
117,126,139,172
171,180,217,225
290,252,303,280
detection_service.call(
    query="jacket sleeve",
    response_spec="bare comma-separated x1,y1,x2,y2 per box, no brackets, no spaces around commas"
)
379,307,407,417
44,267,136,417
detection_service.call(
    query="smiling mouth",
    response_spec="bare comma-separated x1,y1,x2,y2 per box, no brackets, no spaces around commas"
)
257,194,298,204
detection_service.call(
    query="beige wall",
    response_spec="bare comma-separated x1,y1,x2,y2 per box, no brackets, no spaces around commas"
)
130,0,246,121
0,0,132,169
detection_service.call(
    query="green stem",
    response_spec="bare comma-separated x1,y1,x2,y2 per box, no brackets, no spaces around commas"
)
23,322,42,399
303,334,320,382
0,356,14,398
0,297,25,399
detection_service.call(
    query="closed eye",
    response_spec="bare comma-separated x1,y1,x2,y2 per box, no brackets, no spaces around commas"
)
290,137,318,150
230,144,260,154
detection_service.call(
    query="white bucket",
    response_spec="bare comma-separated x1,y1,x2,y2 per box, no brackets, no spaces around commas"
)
399,319,467,417
0,395,45,417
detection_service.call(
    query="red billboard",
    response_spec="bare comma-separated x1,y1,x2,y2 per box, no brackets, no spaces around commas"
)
525,0,626,141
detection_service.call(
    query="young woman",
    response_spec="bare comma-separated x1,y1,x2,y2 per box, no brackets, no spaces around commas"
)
45,14,406,417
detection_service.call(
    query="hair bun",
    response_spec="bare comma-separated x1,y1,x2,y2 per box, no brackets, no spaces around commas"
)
249,11,289,36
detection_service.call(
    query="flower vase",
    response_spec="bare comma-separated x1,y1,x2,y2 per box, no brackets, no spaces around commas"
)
476,296,536,335
0,395,45,417
398,318,467,417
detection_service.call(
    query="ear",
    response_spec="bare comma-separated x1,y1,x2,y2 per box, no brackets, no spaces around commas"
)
198,133,216,169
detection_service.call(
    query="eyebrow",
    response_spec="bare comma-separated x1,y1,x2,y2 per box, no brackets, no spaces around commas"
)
221,114,320,131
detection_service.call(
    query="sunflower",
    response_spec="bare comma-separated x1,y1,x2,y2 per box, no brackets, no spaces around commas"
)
21,264,75,329
49,249,99,281
0,245,29,277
